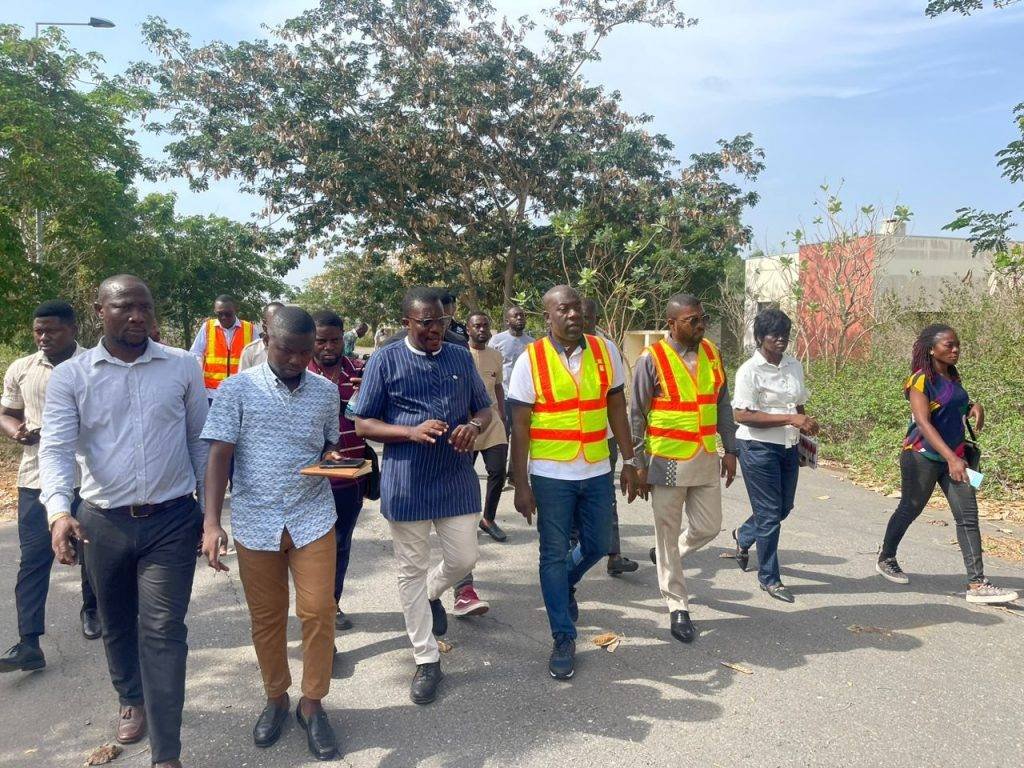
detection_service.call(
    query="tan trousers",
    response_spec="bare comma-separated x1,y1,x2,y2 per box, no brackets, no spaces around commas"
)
651,451,723,612
235,529,337,699
389,514,479,664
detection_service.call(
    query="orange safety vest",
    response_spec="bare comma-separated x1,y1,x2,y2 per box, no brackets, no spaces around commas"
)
645,338,724,460
528,334,612,463
202,319,254,390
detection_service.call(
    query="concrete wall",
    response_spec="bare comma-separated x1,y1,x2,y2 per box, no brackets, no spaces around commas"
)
875,235,992,306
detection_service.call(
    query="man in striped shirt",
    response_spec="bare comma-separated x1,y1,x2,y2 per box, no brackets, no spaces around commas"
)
353,286,493,705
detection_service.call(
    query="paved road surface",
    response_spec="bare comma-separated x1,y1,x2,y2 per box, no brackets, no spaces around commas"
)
1,466,1022,767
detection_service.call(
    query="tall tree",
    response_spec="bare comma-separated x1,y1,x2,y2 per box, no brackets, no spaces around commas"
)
927,1,1024,271
0,25,146,342
132,0,696,309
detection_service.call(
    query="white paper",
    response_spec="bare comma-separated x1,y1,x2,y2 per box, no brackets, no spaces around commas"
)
966,468,984,489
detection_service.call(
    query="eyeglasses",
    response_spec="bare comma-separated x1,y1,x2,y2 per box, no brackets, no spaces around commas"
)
405,315,453,330
676,313,711,328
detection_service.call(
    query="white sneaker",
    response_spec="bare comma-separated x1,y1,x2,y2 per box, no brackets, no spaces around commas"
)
965,580,1019,604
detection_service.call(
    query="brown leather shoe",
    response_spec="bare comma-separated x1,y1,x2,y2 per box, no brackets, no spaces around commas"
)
115,704,146,744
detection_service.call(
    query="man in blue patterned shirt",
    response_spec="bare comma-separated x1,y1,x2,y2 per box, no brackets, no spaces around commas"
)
353,286,493,706
200,306,345,761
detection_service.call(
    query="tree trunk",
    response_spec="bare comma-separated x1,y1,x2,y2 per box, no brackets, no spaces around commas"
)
502,193,529,306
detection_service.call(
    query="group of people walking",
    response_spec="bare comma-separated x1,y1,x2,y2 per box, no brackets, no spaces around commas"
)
0,275,1017,767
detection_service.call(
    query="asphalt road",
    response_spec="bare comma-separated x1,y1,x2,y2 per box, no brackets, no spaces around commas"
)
1,466,1022,768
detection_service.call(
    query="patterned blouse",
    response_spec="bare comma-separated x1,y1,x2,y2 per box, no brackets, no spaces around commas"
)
903,369,969,461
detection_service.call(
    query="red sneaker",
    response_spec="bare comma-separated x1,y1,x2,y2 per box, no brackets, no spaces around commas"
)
452,585,490,617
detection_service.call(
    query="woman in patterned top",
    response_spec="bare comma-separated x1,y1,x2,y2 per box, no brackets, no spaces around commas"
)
876,324,1017,604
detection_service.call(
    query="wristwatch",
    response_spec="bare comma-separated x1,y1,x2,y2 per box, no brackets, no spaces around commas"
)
468,419,483,431
621,456,639,468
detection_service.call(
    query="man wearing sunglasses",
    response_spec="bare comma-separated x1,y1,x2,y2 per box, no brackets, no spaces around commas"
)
629,294,738,646
352,287,493,705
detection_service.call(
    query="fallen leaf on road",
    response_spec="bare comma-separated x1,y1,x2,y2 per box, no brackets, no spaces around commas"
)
592,632,623,652
437,640,453,653
24,749,37,755
720,661,753,675
927,519,949,526
981,535,1024,563
847,624,895,637
816,495,831,500
84,744,122,766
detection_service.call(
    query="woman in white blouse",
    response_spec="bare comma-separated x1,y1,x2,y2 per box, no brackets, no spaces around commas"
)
730,308,819,603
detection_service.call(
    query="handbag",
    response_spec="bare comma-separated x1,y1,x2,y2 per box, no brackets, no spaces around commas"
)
963,420,981,472
363,442,381,501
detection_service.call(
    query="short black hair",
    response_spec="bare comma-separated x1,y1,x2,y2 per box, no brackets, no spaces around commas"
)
265,300,285,311
269,305,315,336
467,311,490,323
440,290,457,306
402,286,443,316
753,307,792,345
33,300,76,325
214,294,236,306
667,293,702,312
311,310,344,330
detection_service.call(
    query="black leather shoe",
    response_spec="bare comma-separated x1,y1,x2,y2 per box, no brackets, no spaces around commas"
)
429,599,447,637
81,608,101,640
670,610,696,643
607,554,639,575
548,636,575,680
568,587,579,623
649,547,656,565
479,519,508,542
0,642,45,673
732,529,750,572
334,610,353,631
410,661,443,705
761,582,795,603
296,702,339,761
253,696,289,748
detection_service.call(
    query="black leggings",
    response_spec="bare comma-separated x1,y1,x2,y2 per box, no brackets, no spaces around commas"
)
880,450,985,583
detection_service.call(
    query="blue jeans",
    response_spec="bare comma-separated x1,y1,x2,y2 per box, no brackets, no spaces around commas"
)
533,473,613,640
736,440,800,587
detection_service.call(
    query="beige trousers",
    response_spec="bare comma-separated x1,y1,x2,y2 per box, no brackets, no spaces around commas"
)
651,451,723,612
389,513,479,664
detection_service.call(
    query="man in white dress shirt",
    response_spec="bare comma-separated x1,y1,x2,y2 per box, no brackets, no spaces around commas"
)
40,275,209,768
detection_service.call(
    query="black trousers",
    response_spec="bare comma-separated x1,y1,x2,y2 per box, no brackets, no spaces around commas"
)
15,487,95,639
880,450,985,583
477,443,508,523
332,484,364,604
79,496,202,764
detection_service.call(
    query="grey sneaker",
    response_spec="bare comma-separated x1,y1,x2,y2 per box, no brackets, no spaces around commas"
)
876,557,910,585
965,580,1019,604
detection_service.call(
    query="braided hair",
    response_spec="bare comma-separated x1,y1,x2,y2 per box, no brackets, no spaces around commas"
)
911,323,959,381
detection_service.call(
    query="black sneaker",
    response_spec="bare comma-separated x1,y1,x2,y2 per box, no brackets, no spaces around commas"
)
568,587,579,623
334,609,353,631
429,598,448,637
875,557,909,585
548,636,575,680
410,661,443,704
607,554,639,576
0,642,45,673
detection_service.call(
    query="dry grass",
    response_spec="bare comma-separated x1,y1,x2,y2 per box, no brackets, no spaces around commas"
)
0,440,18,522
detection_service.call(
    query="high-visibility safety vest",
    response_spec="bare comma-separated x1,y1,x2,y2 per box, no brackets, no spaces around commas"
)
528,334,612,463
645,338,725,460
202,319,254,391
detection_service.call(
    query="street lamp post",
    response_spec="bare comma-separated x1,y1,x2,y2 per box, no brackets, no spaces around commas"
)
31,17,116,263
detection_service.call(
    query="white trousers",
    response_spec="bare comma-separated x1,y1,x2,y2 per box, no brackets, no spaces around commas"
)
389,513,479,663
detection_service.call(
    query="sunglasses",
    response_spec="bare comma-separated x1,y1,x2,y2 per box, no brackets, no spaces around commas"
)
405,315,453,330
675,313,711,328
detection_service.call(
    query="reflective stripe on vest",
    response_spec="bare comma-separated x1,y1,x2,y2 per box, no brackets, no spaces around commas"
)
202,319,253,390
528,334,612,463
645,338,723,460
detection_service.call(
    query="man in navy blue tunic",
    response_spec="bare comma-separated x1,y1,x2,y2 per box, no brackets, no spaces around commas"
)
353,286,493,705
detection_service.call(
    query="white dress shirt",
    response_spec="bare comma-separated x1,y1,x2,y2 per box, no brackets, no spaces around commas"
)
506,335,625,481
237,338,267,371
39,340,210,523
731,350,809,447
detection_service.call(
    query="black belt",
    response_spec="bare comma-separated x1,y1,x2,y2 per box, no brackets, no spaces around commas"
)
105,494,194,519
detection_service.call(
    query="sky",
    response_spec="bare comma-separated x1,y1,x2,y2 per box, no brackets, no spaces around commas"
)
15,0,1024,287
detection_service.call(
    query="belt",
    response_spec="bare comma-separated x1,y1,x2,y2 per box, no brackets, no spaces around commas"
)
105,494,194,519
